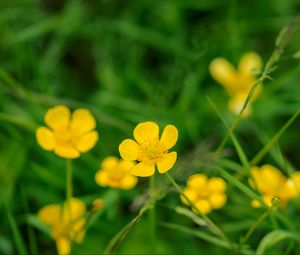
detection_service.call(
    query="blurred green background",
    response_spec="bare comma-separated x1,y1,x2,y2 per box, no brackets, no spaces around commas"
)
0,0,300,254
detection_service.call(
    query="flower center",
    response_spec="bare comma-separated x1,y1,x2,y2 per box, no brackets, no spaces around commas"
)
138,139,166,164
54,128,78,147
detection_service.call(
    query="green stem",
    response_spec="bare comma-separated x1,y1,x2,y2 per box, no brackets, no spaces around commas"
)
236,201,277,254
66,159,73,243
149,173,156,253
165,173,232,248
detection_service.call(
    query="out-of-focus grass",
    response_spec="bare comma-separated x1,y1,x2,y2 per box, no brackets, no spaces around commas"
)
0,0,300,254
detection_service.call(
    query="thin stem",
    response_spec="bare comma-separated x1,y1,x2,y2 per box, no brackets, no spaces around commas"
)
66,159,73,243
149,173,156,253
236,201,278,254
165,173,232,248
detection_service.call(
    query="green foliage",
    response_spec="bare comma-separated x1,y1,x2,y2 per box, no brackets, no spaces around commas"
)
0,0,300,254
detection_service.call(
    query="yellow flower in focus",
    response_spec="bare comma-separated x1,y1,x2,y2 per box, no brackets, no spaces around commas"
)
249,165,299,208
209,52,262,115
36,105,99,158
95,156,138,189
38,198,86,255
119,121,178,177
181,174,227,214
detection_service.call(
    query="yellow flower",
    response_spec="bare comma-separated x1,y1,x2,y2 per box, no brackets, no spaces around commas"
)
95,156,138,189
38,198,86,255
36,105,99,158
181,174,227,214
249,165,298,208
119,121,178,177
209,52,262,115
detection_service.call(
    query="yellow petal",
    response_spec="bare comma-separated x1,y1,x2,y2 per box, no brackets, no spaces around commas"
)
181,188,197,205
70,108,96,135
119,139,140,161
56,237,71,255
131,162,155,177
38,204,61,226
36,127,56,151
63,198,86,224
209,58,237,93
119,160,136,171
238,52,262,76
72,218,86,243
120,175,138,190
54,146,80,159
209,194,227,209
187,174,207,188
95,171,110,187
208,178,226,192
251,199,261,208
133,121,159,144
157,152,177,174
76,131,98,153
101,156,119,169
160,125,178,150
45,105,70,131
195,199,211,214
228,93,251,116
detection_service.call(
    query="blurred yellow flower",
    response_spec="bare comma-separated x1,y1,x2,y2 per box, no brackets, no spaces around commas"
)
209,52,262,115
36,105,98,158
181,174,227,214
95,156,138,189
249,165,299,208
38,198,86,255
119,121,178,177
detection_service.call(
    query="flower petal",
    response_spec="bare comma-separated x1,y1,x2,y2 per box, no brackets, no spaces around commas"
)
209,194,227,209
101,156,119,169
209,58,237,93
76,131,98,153
45,105,70,131
187,174,207,188
160,125,178,150
63,198,86,224
56,237,70,255
208,178,226,192
133,121,159,144
95,171,109,186
228,93,251,116
70,108,96,135
238,52,262,76
54,146,80,159
36,127,56,151
119,139,140,161
38,204,61,226
131,162,155,177
181,188,197,205
157,152,177,174
120,175,138,190
195,199,211,214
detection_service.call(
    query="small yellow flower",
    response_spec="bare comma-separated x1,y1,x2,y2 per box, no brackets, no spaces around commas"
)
249,165,299,208
119,121,178,177
95,156,138,189
209,52,262,115
36,105,99,158
38,198,86,255
181,174,227,214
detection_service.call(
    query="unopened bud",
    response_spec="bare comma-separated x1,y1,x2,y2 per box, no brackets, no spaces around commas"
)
92,199,104,212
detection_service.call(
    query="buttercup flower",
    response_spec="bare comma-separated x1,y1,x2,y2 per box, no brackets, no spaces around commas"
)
119,121,178,177
209,52,262,115
38,198,86,255
249,165,299,208
36,105,98,158
95,156,138,189
181,174,227,214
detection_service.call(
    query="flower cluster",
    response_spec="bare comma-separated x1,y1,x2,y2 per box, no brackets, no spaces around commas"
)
119,121,178,177
38,198,87,255
209,52,262,115
181,174,227,214
250,165,300,207
95,156,138,190
36,105,98,158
